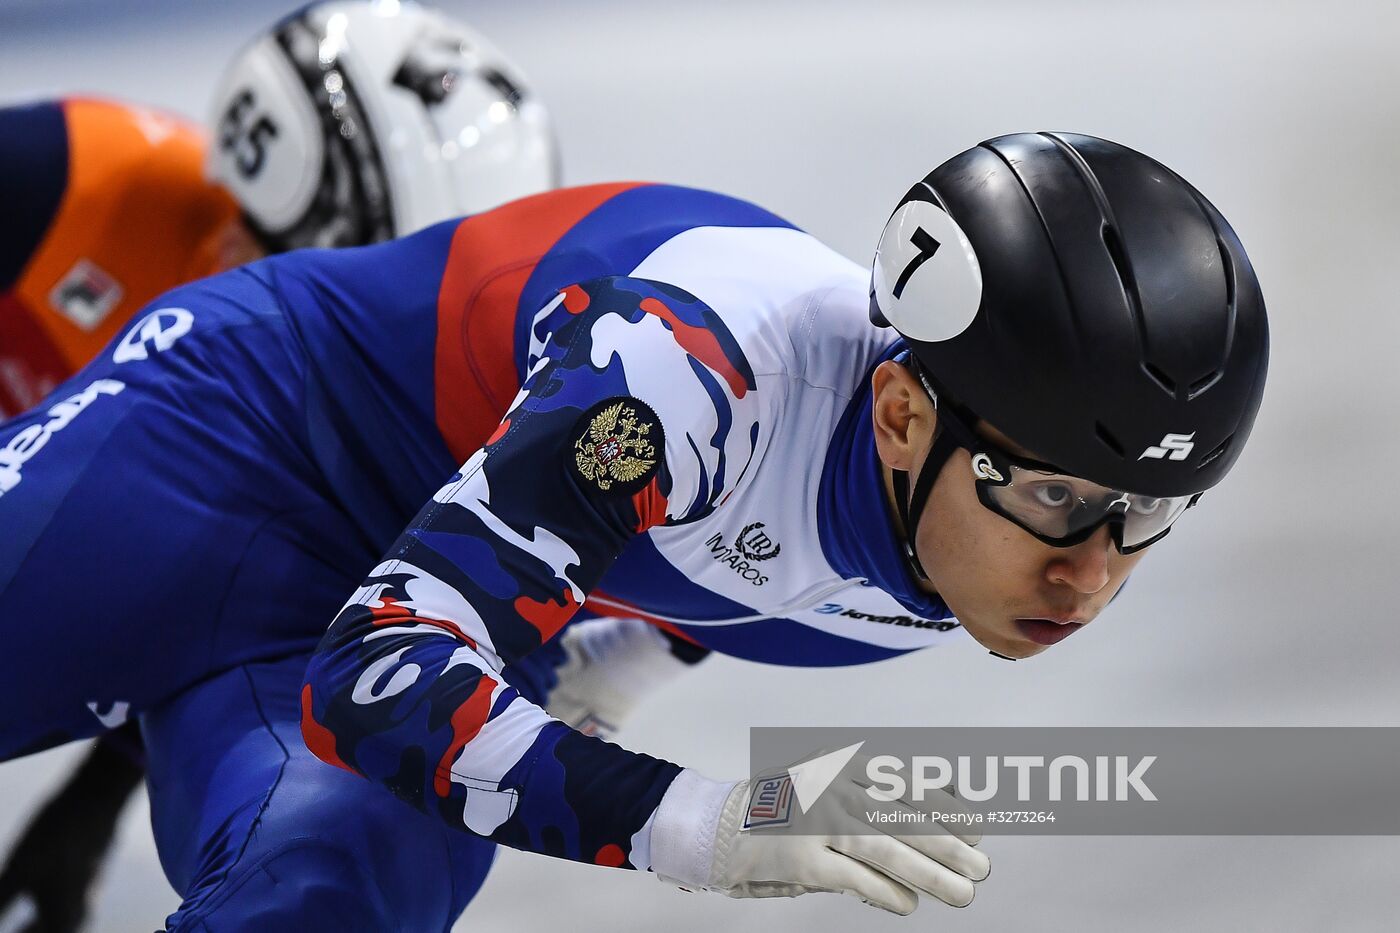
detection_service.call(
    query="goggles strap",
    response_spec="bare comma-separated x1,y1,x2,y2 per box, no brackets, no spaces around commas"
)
892,421,959,583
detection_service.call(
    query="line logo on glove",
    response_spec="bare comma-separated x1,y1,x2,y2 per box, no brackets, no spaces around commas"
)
744,741,866,829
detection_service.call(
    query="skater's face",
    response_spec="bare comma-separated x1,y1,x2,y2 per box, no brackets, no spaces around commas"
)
870,360,1148,660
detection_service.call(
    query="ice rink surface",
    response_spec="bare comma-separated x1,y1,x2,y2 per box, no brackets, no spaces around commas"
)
2,0,1398,929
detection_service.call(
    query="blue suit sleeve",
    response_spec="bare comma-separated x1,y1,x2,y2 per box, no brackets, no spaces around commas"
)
302,276,758,868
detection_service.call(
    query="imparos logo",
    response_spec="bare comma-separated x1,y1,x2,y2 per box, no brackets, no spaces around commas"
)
705,521,777,586
0,379,126,498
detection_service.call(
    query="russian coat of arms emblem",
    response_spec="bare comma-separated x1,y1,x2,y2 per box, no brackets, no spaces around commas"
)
574,399,659,492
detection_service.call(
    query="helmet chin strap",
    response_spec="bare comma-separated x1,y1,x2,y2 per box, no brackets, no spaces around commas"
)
890,416,959,584
890,404,1019,663
892,356,1016,662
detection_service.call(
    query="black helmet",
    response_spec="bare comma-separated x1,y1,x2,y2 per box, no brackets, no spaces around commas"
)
870,132,1269,500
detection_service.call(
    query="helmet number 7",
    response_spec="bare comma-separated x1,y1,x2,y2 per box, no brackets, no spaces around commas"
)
892,226,941,300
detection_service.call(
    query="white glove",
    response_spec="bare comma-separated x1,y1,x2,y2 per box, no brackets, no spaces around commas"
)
546,617,694,739
648,752,990,916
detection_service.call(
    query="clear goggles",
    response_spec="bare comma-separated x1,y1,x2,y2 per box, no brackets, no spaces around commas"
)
929,385,1201,555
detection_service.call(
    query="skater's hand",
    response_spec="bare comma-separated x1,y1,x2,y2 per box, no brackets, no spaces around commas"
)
648,747,990,915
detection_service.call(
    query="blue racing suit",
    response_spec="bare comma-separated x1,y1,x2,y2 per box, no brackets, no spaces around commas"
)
0,183,963,929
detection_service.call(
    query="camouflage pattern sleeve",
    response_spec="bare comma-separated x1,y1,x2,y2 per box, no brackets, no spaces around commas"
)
301,276,758,869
